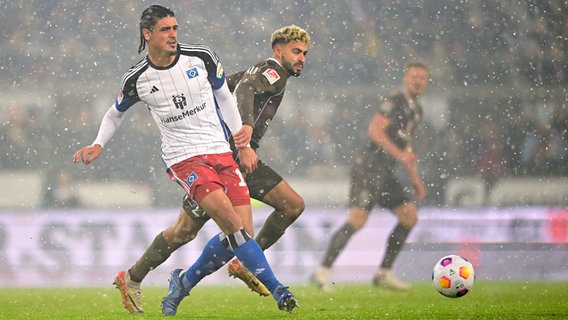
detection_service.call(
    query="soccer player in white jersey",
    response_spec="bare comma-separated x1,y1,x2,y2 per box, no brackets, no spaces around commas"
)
72,5,298,315
111,25,310,313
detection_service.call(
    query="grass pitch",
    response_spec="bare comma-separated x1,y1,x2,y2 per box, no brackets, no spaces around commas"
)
0,281,566,319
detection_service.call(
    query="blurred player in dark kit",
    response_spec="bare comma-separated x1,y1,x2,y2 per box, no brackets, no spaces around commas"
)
312,61,429,292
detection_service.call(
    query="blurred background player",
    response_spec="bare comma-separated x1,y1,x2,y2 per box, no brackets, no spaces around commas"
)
312,61,429,291
72,5,297,315
112,24,310,313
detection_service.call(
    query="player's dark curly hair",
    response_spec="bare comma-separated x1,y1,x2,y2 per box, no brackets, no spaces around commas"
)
138,5,175,54
271,25,311,49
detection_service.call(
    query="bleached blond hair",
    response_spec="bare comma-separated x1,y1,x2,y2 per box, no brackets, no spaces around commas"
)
271,25,311,49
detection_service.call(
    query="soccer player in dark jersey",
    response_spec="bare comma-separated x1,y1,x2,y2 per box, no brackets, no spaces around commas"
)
73,5,298,315
112,24,310,313
312,61,429,292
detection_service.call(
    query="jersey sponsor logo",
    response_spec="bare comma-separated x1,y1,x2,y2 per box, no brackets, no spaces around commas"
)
216,63,224,79
150,85,159,93
159,102,207,124
186,67,199,79
172,94,187,109
262,68,280,85
186,172,198,186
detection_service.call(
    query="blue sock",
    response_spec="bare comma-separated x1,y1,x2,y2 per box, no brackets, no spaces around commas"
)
233,238,282,294
182,233,234,289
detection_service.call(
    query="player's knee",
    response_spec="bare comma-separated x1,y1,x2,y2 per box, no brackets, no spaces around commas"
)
347,206,369,229
399,210,418,228
402,215,418,229
176,226,199,244
274,194,305,220
168,216,202,246
347,215,367,230
283,197,305,224
290,195,305,217
395,203,418,228
165,227,192,249
351,220,366,230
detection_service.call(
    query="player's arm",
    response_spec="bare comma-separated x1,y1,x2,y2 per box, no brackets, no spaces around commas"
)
226,71,246,92
214,82,257,173
398,141,426,202
404,151,426,202
207,58,252,148
367,112,424,201
367,113,417,166
232,77,256,128
213,81,253,147
233,71,276,148
72,104,126,165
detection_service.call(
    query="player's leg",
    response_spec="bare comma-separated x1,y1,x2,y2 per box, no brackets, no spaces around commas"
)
161,187,245,316
253,170,305,250
254,179,304,247
229,204,298,313
374,201,417,291
114,204,206,314
162,190,297,315
179,195,273,296
312,167,375,291
118,199,207,312
311,205,369,291
130,204,207,282
217,162,297,311
227,164,304,296
162,157,297,314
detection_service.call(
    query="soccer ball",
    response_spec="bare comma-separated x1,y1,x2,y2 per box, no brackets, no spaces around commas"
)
432,254,475,298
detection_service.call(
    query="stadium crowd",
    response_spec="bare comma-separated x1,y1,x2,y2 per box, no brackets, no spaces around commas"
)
1,0,567,207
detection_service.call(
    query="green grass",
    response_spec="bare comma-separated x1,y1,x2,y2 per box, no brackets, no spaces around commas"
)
0,281,566,319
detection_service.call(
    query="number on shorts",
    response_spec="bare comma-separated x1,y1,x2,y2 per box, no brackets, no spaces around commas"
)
235,168,247,187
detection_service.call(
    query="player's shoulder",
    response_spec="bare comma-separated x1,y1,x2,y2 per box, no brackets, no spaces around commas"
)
265,58,288,76
178,43,219,62
125,57,149,76
254,58,288,87
179,42,213,53
120,57,149,88
386,88,404,101
384,90,406,107
378,89,403,114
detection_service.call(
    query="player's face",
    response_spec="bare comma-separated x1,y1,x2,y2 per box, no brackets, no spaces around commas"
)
145,16,178,58
278,40,308,77
404,67,429,98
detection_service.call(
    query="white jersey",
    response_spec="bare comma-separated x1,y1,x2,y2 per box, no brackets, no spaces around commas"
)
102,43,242,168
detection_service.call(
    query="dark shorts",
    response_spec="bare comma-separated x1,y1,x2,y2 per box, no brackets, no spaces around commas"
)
348,166,409,212
182,159,282,221
244,159,283,201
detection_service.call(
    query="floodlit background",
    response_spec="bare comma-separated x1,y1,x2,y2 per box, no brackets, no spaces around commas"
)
0,0,567,286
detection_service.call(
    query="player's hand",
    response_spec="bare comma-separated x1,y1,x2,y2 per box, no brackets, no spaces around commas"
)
72,144,102,165
238,146,258,174
412,179,426,202
233,125,253,149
